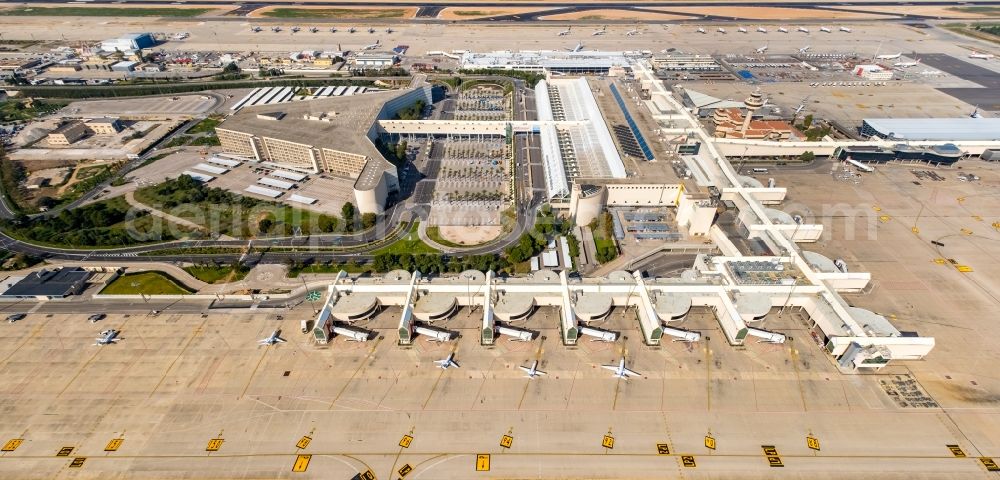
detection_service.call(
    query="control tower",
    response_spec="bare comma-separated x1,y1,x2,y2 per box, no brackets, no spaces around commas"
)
741,90,765,134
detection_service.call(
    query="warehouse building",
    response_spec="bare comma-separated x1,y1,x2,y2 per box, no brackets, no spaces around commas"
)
216,86,432,214
100,33,156,53
47,121,88,145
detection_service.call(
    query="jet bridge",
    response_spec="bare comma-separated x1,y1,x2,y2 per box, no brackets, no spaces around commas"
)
397,270,422,345
481,270,495,345
312,270,348,344
559,270,578,345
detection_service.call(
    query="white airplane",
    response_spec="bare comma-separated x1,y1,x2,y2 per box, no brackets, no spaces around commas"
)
697,27,706,34
820,26,832,33
363,39,381,50
386,27,394,34
797,26,810,33
626,27,640,36
592,25,607,36
271,26,282,33
875,52,902,60
757,26,768,33
602,356,641,380
799,45,811,53
840,26,852,33
894,58,921,68
778,26,789,33
557,26,572,36
919,69,943,76
567,41,585,53
717,27,727,34
348,27,357,33
518,360,547,379
329,26,337,33
971,106,983,118
95,329,121,346
756,45,769,54
434,352,460,369
738,26,748,33
250,25,262,33
290,26,301,33
309,26,319,33
969,51,995,60
258,329,287,346
368,27,376,34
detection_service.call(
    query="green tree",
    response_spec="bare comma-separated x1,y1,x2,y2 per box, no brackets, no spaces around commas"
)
361,212,377,230
257,217,273,233
799,151,816,162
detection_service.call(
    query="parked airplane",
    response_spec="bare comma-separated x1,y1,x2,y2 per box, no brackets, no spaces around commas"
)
738,26,748,33
625,27,640,36
894,58,921,68
797,26,810,33
566,41,585,53
840,26,852,33
697,27,706,34
329,27,337,33
875,52,902,60
434,352,460,369
557,26,572,36
971,106,983,118
756,45,769,54
258,329,287,346
291,26,301,33
95,329,121,346
386,27,394,34
717,27,727,34
250,25,262,33
777,26,789,33
602,356,641,380
309,27,319,33
363,39,381,50
969,51,995,60
592,25,607,36
368,27,376,34
799,45,811,53
519,360,547,379
820,26,832,33
271,26,282,33
757,26,768,33
348,27,357,33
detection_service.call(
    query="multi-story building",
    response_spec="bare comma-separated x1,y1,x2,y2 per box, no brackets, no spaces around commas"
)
47,121,88,145
84,117,124,135
216,86,432,214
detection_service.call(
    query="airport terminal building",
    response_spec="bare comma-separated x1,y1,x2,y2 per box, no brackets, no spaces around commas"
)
216,86,432,213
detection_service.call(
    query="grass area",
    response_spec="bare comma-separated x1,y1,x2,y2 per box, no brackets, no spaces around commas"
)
0,99,67,123
950,6,1000,14
943,23,1000,44
0,7,213,17
75,165,110,181
372,222,438,255
183,264,249,284
451,10,502,16
261,8,408,19
100,272,195,295
187,116,222,135
189,135,221,147
425,226,465,248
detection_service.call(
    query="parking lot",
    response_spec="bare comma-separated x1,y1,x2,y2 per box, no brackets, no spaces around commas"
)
426,138,511,226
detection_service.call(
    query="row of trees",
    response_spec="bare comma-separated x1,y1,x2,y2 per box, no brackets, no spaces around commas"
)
370,252,505,274
2,199,174,247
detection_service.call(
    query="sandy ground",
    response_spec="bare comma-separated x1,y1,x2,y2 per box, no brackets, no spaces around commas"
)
657,6,891,20
439,225,502,244
437,7,555,20
540,9,693,21
0,3,235,16
248,5,419,19
828,6,1000,19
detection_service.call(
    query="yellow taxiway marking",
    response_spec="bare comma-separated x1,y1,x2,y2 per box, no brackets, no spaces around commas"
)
105,438,124,452
398,463,413,477
704,435,716,451
205,438,224,452
399,434,413,449
947,445,966,458
295,436,312,450
476,454,490,471
56,447,74,457
1,439,23,452
980,457,1000,472
681,455,696,467
291,454,311,472
69,457,86,468
656,443,670,455
807,436,820,451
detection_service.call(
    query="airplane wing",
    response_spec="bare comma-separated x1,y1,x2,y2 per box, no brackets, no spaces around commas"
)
450,360,460,368
534,369,547,376
518,366,532,373
275,337,287,343
600,365,619,372
623,368,641,377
